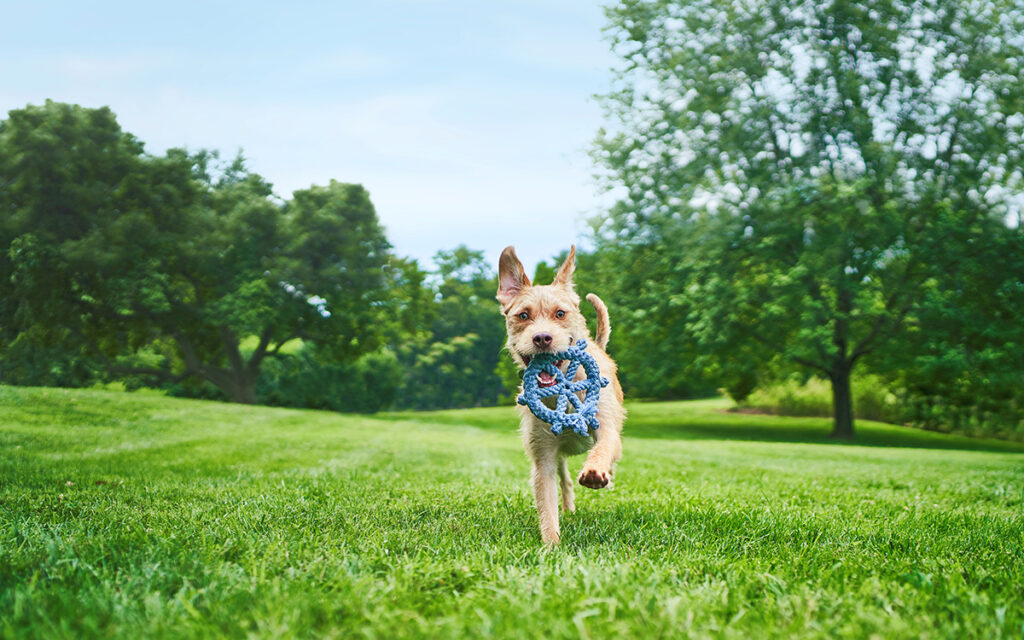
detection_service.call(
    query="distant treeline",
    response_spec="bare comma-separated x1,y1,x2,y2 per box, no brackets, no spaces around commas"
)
3,86,1024,439
0,101,518,413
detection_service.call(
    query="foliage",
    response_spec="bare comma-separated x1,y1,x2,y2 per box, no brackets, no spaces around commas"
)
243,245,515,412
0,100,168,385
393,246,508,410
2,386,1022,638
0,102,391,403
256,345,403,413
531,247,715,400
573,240,720,400
0,107,531,414
595,0,1024,437
0,326,103,388
877,224,1024,439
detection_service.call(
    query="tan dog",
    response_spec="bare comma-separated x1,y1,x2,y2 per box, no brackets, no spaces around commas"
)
496,245,625,546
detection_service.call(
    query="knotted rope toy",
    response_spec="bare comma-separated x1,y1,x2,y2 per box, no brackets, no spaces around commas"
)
517,338,610,436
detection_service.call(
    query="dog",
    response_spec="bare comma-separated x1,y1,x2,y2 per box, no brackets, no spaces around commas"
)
496,245,625,546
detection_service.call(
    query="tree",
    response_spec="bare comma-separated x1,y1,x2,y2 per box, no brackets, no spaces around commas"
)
394,246,508,409
533,246,715,399
1,102,391,402
596,0,1024,437
0,100,186,386
147,165,392,403
879,220,1024,437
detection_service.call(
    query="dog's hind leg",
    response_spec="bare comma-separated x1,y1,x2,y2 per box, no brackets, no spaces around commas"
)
557,455,575,513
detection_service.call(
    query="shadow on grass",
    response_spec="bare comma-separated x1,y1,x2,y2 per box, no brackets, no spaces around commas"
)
624,411,1024,454
379,403,1024,454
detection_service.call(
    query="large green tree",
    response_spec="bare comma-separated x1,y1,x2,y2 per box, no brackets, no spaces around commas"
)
139,161,391,403
0,100,192,386
1,102,391,403
596,0,1024,437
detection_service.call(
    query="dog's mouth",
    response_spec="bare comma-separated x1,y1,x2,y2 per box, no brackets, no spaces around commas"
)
538,364,564,388
521,354,565,388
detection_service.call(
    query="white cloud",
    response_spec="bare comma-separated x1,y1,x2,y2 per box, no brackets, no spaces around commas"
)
291,48,400,78
0,52,172,84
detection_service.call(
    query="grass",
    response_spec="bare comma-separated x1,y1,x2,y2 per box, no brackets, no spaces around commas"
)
1,386,1022,639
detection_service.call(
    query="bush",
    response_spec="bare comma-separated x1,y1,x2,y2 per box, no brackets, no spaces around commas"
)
392,333,508,410
0,327,104,388
256,346,403,413
746,375,902,424
746,377,831,418
896,386,1024,441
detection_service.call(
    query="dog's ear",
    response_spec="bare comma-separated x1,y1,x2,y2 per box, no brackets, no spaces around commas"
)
497,246,530,306
552,245,576,287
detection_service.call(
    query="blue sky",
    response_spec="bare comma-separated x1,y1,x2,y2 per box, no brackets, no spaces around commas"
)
1,0,616,269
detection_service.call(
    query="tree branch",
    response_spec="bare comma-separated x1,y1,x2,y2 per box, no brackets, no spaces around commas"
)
849,255,921,362
174,331,235,391
749,328,832,375
244,328,275,377
69,327,188,383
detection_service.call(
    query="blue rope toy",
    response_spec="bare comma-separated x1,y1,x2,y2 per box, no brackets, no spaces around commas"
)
517,338,610,436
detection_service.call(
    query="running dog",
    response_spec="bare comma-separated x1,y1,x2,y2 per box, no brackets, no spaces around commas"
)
496,245,625,546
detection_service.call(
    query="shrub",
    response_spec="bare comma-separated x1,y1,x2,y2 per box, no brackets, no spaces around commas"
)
746,375,902,424
256,346,403,413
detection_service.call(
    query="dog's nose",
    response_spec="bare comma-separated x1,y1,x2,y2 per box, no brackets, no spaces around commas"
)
532,332,553,348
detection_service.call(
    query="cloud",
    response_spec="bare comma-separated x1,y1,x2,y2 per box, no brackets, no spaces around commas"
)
55,54,168,79
0,52,173,86
292,48,400,78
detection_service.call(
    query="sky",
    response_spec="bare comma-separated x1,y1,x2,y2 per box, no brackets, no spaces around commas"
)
0,0,617,269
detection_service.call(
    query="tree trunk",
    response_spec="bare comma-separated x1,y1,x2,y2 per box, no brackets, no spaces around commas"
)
829,366,854,439
174,330,260,404
224,378,257,404
195,371,257,404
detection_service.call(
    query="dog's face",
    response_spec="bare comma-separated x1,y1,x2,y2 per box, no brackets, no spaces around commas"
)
496,246,588,383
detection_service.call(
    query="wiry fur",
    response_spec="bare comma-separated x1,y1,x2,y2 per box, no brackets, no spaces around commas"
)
497,245,626,546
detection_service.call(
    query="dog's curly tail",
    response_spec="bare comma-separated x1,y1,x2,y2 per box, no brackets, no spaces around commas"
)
586,293,611,350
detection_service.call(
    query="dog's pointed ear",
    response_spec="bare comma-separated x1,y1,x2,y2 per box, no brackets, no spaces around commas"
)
552,245,576,287
497,246,530,306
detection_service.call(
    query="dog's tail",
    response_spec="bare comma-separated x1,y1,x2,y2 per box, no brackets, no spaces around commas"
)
586,293,611,350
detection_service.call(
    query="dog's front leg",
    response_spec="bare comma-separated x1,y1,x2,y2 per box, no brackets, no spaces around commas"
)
530,451,560,545
522,415,562,545
579,401,624,489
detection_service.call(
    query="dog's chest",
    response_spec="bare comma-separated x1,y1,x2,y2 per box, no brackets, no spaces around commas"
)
556,430,596,456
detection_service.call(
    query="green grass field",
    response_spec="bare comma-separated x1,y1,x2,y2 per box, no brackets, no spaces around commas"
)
1,386,1022,639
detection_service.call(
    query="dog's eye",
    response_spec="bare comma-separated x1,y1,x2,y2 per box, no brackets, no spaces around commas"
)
555,310,565,319
518,311,529,320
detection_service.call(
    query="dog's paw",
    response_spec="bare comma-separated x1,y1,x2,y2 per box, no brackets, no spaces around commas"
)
578,467,611,489
541,532,561,547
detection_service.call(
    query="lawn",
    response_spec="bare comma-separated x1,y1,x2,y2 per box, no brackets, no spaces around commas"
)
1,386,1022,639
